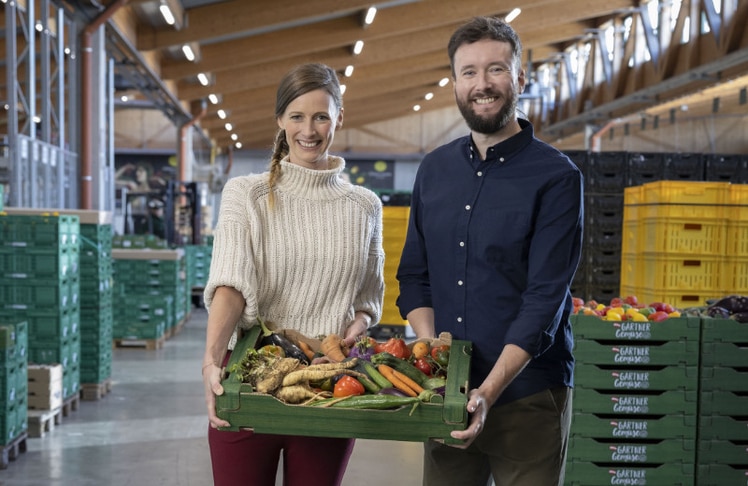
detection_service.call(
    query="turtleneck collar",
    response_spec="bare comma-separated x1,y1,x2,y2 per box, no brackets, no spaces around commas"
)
276,155,349,200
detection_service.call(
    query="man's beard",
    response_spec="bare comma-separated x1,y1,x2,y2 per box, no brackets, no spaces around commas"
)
456,92,518,134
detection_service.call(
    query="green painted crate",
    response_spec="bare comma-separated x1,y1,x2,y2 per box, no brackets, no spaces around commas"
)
700,342,748,368
699,390,748,416
573,388,699,415
565,461,695,486
701,317,748,343
574,363,698,391
571,315,700,341
574,339,699,366
571,412,697,440
568,437,696,464
216,326,471,444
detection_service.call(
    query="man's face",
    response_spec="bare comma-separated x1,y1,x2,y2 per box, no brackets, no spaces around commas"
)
452,39,525,135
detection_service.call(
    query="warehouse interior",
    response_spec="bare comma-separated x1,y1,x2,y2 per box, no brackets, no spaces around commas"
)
1,0,748,485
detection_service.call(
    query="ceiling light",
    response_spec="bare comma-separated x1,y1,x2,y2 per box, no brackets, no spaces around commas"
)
159,4,176,25
35,21,43,32
217,109,227,119
413,105,421,112
231,133,238,141
121,95,129,102
353,40,365,55
505,8,521,23
340,84,347,95
235,142,243,149
197,73,210,86
364,7,377,25
181,44,195,61
344,65,355,77
208,94,219,104
224,123,233,131
425,92,434,100
438,77,450,87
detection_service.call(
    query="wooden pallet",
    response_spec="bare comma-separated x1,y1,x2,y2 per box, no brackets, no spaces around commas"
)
62,393,80,417
1,432,27,469
113,335,165,350
80,378,113,401
27,408,62,438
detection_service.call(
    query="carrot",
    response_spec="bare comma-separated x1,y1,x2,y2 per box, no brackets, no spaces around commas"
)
390,368,425,395
320,334,347,362
377,364,418,397
298,341,316,361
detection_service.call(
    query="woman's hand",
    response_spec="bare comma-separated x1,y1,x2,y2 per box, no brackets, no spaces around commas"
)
203,362,231,429
342,312,370,348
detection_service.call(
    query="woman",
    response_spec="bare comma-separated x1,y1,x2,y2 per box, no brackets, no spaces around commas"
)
201,63,385,486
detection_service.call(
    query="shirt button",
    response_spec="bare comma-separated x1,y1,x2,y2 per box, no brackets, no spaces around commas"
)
465,205,471,210
457,280,463,286
459,241,465,247
477,171,483,177
457,317,463,323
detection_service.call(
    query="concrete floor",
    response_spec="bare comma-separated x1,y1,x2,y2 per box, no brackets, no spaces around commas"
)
2,308,425,486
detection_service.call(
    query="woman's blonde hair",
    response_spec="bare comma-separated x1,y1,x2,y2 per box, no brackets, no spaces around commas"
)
268,63,343,207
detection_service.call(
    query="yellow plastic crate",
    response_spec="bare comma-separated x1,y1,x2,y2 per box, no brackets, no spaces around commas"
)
730,183,748,205
641,181,730,205
621,221,640,255
623,185,645,205
634,288,724,309
640,254,723,292
641,217,727,255
721,256,748,294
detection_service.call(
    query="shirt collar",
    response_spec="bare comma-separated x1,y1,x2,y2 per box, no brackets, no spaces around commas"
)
467,118,535,163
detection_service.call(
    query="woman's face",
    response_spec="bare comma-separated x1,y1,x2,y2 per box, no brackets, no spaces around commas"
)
135,166,148,182
277,89,342,170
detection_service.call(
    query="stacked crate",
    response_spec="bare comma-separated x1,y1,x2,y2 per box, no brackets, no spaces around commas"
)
725,184,748,296
78,217,114,391
620,181,732,308
380,206,409,328
0,213,81,400
185,243,211,290
565,314,700,485
0,321,27,447
112,248,186,343
696,316,748,484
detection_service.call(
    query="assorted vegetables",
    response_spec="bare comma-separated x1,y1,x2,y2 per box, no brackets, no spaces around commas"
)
227,324,454,410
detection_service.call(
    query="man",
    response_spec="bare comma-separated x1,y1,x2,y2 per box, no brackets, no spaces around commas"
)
396,16,584,486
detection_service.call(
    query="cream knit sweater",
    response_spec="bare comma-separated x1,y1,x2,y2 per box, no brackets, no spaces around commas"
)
204,156,385,344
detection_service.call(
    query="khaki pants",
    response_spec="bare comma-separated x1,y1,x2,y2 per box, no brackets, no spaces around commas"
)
423,387,572,486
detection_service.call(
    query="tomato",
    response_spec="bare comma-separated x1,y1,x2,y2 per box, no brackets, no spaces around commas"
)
379,337,411,360
430,345,450,367
648,310,670,322
411,341,430,360
572,297,585,308
623,295,639,306
333,375,365,397
413,357,433,376
610,297,624,308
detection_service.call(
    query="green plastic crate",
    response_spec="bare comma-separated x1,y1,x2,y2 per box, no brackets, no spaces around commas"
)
700,341,748,367
698,415,748,442
701,317,748,343
696,464,748,486
572,315,701,341
573,388,699,415
567,437,696,464
699,390,748,416
700,366,748,392
698,439,748,465
574,339,699,366
215,326,472,444
565,461,695,486
571,412,697,440
575,363,698,392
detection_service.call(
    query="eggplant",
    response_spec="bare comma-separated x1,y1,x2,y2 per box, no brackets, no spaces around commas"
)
257,317,310,365
709,295,748,314
706,306,731,319
377,387,409,397
730,312,748,324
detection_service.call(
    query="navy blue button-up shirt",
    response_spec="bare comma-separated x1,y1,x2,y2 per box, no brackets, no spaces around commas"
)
397,119,584,405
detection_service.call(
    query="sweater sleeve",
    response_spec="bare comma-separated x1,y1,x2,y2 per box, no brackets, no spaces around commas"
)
353,194,385,327
203,177,260,328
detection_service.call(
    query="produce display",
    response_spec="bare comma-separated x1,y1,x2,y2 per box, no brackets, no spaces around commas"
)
572,295,681,322
680,294,748,322
215,324,471,443
226,322,452,408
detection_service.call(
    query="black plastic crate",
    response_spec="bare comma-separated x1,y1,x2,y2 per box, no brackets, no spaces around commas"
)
585,195,623,232
628,152,666,186
586,247,621,273
564,150,589,173
704,153,748,183
663,153,705,181
586,227,623,252
587,152,627,194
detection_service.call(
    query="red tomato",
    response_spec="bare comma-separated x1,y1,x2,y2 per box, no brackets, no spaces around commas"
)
572,297,585,308
623,295,639,306
413,357,433,376
648,311,670,322
380,337,411,360
333,376,365,397
430,345,450,367
610,297,624,308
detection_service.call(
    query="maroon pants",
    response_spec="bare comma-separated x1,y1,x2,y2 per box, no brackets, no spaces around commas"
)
208,426,355,486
